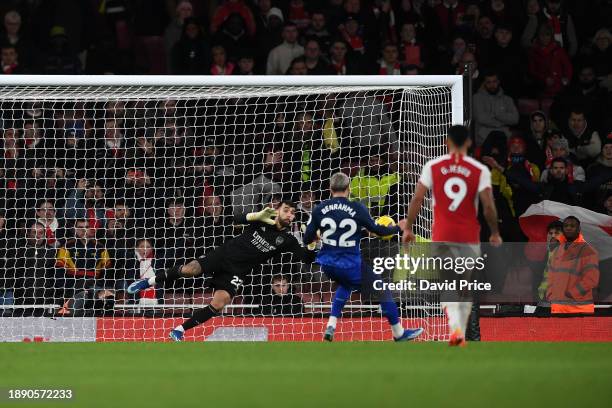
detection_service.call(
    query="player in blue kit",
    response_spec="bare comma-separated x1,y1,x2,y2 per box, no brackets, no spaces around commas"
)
303,173,424,342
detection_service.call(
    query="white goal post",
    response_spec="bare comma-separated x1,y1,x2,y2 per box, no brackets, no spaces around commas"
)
0,75,463,342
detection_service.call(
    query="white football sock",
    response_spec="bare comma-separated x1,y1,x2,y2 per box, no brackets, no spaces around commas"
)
327,316,338,329
391,323,404,338
442,302,462,335
174,325,185,332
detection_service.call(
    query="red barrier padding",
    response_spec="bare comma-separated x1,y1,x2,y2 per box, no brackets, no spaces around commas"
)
480,317,612,341
96,317,612,342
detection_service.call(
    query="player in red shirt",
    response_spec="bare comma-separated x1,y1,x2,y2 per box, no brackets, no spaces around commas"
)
400,125,502,346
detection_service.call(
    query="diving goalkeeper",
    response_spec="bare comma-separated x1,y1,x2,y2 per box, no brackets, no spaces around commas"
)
127,200,315,341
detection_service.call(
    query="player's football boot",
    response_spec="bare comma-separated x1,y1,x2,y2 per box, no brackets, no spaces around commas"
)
169,329,184,342
448,329,466,347
323,326,335,342
394,327,424,342
127,279,151,295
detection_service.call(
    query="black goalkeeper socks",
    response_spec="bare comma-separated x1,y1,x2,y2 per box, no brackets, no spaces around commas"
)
154,265,183,286
182,305,221,331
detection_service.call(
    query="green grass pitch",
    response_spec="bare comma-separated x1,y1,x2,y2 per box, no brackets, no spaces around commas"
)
1,342,611,408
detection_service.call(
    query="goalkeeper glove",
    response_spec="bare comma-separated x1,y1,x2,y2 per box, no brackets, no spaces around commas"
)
246,207,278,225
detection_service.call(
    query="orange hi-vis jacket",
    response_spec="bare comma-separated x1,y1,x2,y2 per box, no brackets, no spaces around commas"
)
546,233,599,314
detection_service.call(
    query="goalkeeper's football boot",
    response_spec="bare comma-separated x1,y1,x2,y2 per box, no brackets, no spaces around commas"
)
323,326,335,342
127,279,151,295
448,329,466,347
169,329,184,342
393,327,424,342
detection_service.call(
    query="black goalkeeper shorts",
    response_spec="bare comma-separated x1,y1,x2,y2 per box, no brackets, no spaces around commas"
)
196,249,246,297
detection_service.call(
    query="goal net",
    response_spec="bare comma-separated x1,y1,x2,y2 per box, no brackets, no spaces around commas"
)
0,76,462,342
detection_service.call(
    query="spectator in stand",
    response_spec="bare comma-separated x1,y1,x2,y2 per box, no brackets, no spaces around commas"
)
445,33,469,74
156,197,202,269
200,194,230,252
5,222,56,313
521,0,541,47
266,22,303,75
378,43,401,75
234,52,255,75
1,127,19,161
473,71,519,146
339,91,399,154
542,129,564,168
43,26,81,74
482,135,541,219
431,0,465,49
522,111,548,168
329,39,365,75
522,0,578,57
395,0,428,34
563,109,601,168
485,0,520,33
164,0,194,72
585,134,612,211
210,45,235,75
35,199,62,248
1,10,33,66
303,38,333,75
350,152,400,218
540,157,580,205
456,51,480,92
285,111,329,196
55,219,111,301
340,14,366,56
286,0,310,31
486,22,523,98
584,28,611,90
474,15,495,65
212,12,255,62
171,18,211,74
398,22,426,72
255,7,284,73
541,138,585,182
527,23,572,99
100,118,125,161
259,275,304,316
550,65,608,132
120,238,159,305
1,44,25,74
480,132,520,240
305,11,332,57
287,56,308,75
534,219,564,309
62,178,107,231
211,0,256,37
118,167,156,230
254,0,272,33
231,147,283,216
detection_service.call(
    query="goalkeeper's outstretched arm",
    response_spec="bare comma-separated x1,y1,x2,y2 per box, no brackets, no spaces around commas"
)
234,207,277,225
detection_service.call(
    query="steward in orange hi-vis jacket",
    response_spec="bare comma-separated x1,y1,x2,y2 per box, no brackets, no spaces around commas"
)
546,216,599,314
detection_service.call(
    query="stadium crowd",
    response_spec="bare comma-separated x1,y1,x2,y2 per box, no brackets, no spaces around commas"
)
0,0,611,316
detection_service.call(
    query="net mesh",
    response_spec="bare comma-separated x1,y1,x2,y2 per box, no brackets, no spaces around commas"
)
0,83,453,342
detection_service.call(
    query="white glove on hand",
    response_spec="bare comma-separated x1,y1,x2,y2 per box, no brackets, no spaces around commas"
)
246,207,278,225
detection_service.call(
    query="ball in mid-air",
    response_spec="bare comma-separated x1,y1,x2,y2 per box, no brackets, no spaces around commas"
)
375,216,396,241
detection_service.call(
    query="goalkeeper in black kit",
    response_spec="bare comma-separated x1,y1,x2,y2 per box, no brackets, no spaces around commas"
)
127,201,315,341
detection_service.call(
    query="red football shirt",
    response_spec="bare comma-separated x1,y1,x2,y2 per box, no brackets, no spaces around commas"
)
419,153,491,243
